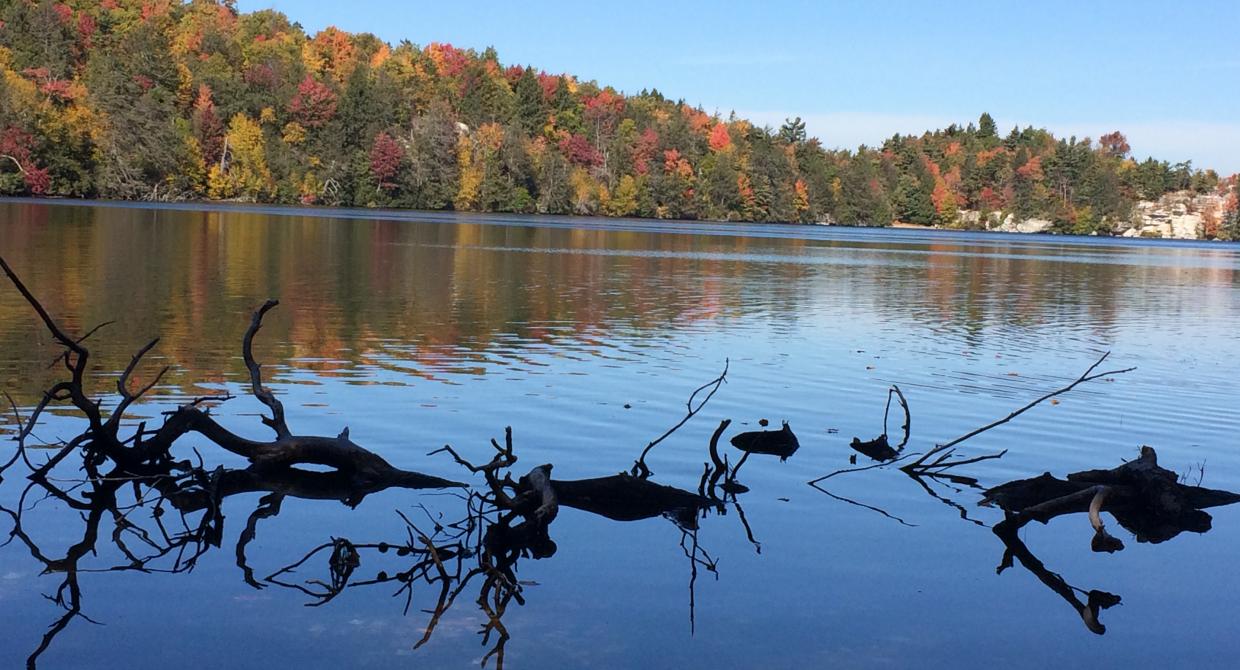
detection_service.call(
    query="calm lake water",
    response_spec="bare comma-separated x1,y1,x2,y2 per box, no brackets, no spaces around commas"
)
1,200,1239,669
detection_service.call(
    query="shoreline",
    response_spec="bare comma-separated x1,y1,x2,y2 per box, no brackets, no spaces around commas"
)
2,196,1234,247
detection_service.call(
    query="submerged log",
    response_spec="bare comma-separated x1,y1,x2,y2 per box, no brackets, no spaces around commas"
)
163,463,463,512
552,473,717,529
849,434,898,462
730,421,800,461
984,446,1240,544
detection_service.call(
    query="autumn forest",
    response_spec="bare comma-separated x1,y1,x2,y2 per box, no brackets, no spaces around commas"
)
1,0,1237,237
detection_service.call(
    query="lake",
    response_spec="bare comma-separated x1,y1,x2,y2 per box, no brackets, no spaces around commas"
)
2,200,1239,669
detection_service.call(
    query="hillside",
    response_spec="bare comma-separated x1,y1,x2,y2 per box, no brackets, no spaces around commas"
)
1,0,1237,237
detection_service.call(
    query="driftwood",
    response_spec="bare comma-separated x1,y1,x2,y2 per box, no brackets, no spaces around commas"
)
435,429,718,534
730,421,800,460
554,473,716,529
847,385,910,463
849,434,898,462
984,446,1240,545
980,446,1240,635
901,352,1133,477
809,353,1137,529
713,420,800,492
0,256,463,491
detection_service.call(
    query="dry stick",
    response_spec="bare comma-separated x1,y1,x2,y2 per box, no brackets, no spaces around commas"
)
45,321,114,370
631,359,729,479
0,391,28,478
808,451,917,485
884,384,911,452
902,351,1134,472
705,419,731,493
1,256,104,432
808,352,1133,486
107,337,171,431
0,256,86,358
242,300,290,439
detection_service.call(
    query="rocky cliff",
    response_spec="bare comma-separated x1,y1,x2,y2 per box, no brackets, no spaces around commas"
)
967,191,1231,240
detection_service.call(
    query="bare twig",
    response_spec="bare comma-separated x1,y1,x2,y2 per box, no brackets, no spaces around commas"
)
242,300,290,439
904,352,1133,471
884,385,911,452
631,360,729,479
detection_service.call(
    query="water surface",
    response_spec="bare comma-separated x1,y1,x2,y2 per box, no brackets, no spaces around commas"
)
1,200,1239,669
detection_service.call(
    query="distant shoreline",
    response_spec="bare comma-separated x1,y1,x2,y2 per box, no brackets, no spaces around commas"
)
5,197,1234,248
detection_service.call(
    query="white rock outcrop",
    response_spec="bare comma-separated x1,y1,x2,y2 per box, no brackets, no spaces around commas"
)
960,191,1228,240
1118,192,1227,239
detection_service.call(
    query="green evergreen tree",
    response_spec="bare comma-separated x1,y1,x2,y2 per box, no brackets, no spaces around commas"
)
977,112,997,140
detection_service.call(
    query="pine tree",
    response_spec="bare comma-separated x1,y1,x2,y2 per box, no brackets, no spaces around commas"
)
977,112,997,140
513,67,544,132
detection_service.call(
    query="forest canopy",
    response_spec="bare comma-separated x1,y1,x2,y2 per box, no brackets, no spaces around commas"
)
0,0,1236,235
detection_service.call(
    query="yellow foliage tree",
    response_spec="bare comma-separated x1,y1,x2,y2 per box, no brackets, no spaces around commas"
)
281,122,306,145
793,178,810,220
570,167,600,214
604,175,638,216
454,134,482,210
208,114,273,201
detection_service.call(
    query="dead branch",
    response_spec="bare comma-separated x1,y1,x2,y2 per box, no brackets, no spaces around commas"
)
903,352,1134,474
884,384,911,452
984,446,1240,548
2,257,466,490
631,359,728,479
242,300,290,439
703,419,732,496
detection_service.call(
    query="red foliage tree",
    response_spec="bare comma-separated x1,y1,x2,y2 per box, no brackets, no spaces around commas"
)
1016,155,1044,180
369,132,403,189
1099,131,1130,158
708,123,732,152
559,133,602,167
584,90,624,124
537,72,560,100
632,128,658,175
77,12,96,47
1,127,50,194
192,85,224,165
426,43,469,78
290,75,337,128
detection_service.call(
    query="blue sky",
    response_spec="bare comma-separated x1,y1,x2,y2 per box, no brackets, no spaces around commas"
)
237,0,1240,173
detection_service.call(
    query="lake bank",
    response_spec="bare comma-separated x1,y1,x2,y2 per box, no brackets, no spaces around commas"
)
4,196,1236,248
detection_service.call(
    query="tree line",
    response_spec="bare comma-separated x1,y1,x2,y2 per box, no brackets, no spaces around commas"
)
1,0,1237,237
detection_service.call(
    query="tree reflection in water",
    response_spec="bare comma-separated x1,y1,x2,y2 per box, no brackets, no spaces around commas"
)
5,250,1240,668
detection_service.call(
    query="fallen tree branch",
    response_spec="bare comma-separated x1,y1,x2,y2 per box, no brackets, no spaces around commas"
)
631,360,728,479
2,256,464,490
903,352,1134,473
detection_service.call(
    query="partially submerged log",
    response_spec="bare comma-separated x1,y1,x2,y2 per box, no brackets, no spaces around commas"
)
983,446,1240,545
163,463,462,512
0,255,465,492
730,421,800,461
849,434,898,462
723,421,800,492
553,473,717,529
